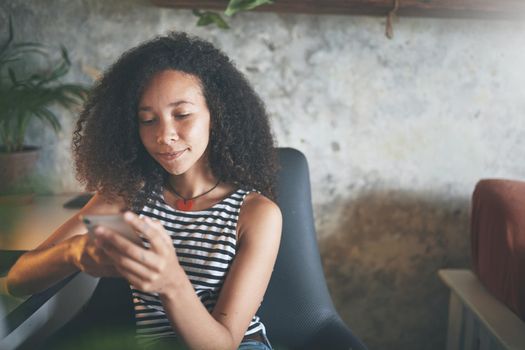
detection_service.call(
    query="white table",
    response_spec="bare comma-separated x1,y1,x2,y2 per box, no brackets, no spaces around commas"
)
0,194,86,250
0,194,87,306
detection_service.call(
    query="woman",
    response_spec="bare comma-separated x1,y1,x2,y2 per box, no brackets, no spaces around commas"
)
6,32,282,350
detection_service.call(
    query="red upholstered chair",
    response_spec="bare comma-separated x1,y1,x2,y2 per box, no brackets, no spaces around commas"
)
471,179,525,321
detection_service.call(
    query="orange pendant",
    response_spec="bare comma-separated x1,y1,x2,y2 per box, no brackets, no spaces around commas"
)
175,199,193,211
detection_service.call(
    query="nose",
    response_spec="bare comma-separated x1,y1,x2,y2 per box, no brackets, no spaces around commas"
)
156,119,179,145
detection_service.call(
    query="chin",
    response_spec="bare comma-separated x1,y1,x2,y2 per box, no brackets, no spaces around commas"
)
162,165,188,176
154,152,205,177
153,158,184,175
169,169,186,176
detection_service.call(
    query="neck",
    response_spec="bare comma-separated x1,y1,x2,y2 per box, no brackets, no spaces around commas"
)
168,172,218,199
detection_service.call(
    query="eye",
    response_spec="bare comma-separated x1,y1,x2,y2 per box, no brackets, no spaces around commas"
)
139,118,155,125
174,113,191,119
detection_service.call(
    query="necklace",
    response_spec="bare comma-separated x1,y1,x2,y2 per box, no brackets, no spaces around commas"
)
166,179,220,211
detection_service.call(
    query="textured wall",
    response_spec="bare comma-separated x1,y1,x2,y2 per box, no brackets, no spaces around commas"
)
2,1,525,349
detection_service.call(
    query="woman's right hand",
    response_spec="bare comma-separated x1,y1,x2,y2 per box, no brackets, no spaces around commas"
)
69,234,121,277
6,193,126,297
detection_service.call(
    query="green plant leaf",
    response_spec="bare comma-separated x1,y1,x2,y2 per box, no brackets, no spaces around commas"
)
224,0,273,17
33,107,61,133
0,15,14,57
0,17,88,152
7,68,18,84
193,10,230,29
0,42,46,69
60,45,71,65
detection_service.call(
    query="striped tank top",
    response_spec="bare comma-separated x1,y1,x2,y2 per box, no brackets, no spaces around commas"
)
132,188,266,345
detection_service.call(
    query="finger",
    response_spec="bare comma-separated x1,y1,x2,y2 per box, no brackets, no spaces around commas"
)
90,236,127,266
95,226,158,270
94,225,138,251
113,257,155,283
104,246,155,280
123,212,169,252
93,249,116,266
85,244,113,266
88,239,113,262
81,259,120,277
142,216,173,252
115,265,154,292
113,267,155,292
144,216,173,246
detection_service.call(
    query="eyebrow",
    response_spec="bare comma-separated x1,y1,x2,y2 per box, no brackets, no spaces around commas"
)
138,100,194,111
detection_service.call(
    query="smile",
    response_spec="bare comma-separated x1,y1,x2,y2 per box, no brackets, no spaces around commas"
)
157,149,187,161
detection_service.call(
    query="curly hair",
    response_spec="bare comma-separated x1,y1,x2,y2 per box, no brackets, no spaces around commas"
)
73,32,278,210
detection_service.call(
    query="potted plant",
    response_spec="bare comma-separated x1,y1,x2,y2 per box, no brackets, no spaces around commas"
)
0,17,87,200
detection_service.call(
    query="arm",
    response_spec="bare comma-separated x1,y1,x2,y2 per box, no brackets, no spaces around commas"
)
96,193,282,350
6,193,123,297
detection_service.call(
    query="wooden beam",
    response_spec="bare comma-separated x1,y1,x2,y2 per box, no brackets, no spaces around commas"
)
151,0,525,20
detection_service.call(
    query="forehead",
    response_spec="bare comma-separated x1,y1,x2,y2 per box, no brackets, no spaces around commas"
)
139,70,204,104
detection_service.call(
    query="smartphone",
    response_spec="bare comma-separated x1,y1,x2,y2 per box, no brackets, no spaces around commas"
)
81,214,144,246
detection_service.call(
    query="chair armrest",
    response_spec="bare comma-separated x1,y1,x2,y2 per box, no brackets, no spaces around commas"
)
0,250,27,278
439,269,525,350
0,272,99,350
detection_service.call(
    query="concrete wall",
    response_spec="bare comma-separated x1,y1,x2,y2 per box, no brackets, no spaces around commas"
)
2,1,525,348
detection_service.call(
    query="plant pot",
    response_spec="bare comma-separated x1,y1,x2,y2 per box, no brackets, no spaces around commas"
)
0,146,40,200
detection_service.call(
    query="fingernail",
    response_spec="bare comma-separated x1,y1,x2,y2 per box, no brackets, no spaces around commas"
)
124,212,134,220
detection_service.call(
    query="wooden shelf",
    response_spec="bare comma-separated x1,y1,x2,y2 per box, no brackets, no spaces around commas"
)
151,0,525,20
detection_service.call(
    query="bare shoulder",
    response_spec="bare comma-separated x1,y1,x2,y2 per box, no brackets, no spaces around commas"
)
241,192,281,217
237,192,282,243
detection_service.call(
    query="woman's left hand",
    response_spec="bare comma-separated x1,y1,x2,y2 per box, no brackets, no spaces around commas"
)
93,211,180,295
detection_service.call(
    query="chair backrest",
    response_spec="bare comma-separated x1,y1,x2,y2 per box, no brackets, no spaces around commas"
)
471,179,525,321
2,147,366,349
259,148,366,350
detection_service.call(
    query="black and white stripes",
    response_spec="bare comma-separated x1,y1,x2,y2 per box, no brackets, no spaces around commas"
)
131,188,265,345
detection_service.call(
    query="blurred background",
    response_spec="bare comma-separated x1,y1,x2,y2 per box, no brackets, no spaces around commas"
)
1,1,525,349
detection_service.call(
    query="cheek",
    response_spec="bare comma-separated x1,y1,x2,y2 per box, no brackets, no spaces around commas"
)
194,123,210,141
194,118,211,144
183,120,210,145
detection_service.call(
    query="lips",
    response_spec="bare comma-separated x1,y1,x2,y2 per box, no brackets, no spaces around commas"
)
157,149,187,161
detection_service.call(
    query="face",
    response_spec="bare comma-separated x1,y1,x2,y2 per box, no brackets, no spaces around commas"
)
138,70,211,176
